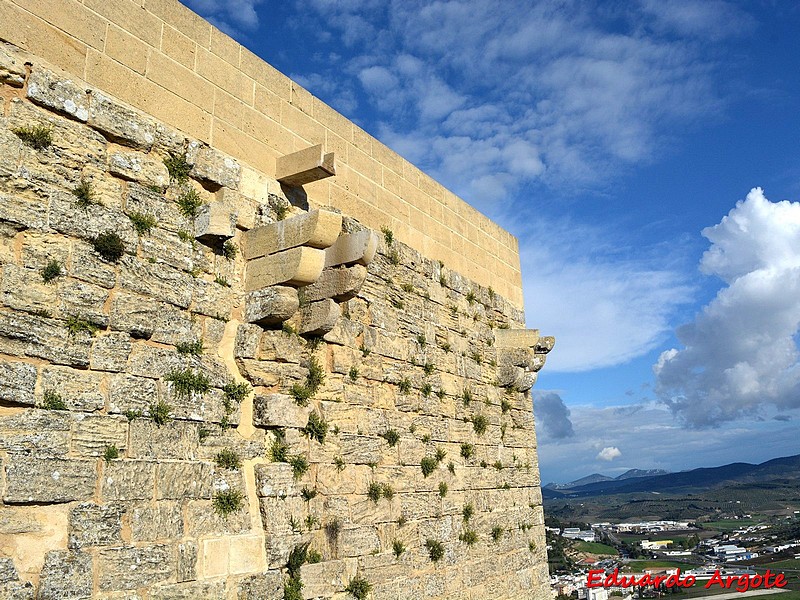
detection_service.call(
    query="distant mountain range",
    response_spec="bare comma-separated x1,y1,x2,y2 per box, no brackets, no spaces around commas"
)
542,454,800,499
545,469,670,490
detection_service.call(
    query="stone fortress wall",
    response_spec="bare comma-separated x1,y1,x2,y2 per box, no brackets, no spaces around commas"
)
0,0,523,307
0,1,554,598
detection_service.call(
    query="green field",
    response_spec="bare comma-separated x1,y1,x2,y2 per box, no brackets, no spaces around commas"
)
766,559,800,570
702,519,760,531
573,540,617,554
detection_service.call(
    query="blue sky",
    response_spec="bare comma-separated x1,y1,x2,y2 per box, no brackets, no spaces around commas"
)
183,0,800,484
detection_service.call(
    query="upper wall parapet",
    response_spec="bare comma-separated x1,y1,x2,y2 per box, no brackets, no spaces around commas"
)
0,0,524,307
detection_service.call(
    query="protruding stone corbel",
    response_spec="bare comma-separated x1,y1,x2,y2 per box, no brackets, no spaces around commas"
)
301,264,367,303
245,247,325,291
324,230,378,267
245,286,299,325
275,144,336,187
194,202,236,244
494,329,554,392
242,209,342,260
298,299,341,335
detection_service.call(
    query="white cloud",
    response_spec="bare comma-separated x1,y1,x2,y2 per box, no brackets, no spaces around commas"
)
293,0,731,194
640,0,756,41
597,446,622,461
518,218,692,372
536,398,800,484
181,0,264,34
655,188,800,427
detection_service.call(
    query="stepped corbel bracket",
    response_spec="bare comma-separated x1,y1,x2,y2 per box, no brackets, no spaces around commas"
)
275,144,336,187
324,230,379,268
242,209,343,260
245,246,326,291
494,329,555,392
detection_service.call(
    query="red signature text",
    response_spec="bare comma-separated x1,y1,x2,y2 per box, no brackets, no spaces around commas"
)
587,568,787,593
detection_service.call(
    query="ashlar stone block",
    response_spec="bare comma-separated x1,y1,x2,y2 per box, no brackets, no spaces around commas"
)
0,360,37,407
244,286,299,325
253,393,310,429
108,150,169,189
242,209,342,260
494,328,540,349
298,298,341,335
88,92,157,150
301,264,367,303
324,229,378,267
4,456,96,504
26,67,89,122
245,246,325,291
187,142,242,189
0,45,25,87
275,144,335,187
193,202,236,244
38,549,93,600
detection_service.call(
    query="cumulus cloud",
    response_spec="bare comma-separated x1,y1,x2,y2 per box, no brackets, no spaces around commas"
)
533,392,575,439
655,188,800,427
597,446,622,461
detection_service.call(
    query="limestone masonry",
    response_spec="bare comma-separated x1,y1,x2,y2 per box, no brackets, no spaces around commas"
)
0,1,554,598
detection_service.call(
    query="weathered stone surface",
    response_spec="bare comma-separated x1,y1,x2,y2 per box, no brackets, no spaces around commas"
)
242,209,342,260
299,558,358,598
275,144,335,187
324,230,378,267
0,311,92,367
193,202,236,243
148,581,227,600
109,291,191,340
187,142,241,189
254,463,298,498
130,421,199,461
27,68,89,122
90,332,132,372
71,414,127,456
97,545,174,591
40,366,105,412
0,193,48,231
101,460,156,501
494,328,540,349
0,45,25,87
536,336,556,353
70,241,118,289
1,264,58,316
244,286,298,325
130,501,184,541
68,503,124,548
108,374,158,415
156,461,213,499
301,264,367,302
4,456,96,504
0,360,36,407
298,299,341,335
89,92,156,150
252,393,310,428
236,571,283,600
108,150,169,188
57,279,111,327
176,541,197,583
186,498,250,537
119,258,193,309
245,246,325,291
0,409,70,455
38,549,92,600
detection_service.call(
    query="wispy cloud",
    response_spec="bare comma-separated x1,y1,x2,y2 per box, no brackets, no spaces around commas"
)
181,0,264,36
655,188,800,427
518,218,693,372
290,0,739,195
536,398,800,483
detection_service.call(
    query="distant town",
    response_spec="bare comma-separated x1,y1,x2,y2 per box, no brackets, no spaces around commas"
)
546,514,800,600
